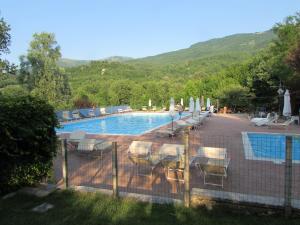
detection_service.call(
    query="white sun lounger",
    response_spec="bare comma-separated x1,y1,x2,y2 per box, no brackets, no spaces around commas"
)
77,138,112,158
128,141,160,177
267,117,295,129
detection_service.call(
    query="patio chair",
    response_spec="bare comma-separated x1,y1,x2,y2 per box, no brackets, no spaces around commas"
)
62,111,72,121
159,144,185,182
196,158,230,188
128,141,160,177
142,106,147,111
267,117,295,129
76,138,112,158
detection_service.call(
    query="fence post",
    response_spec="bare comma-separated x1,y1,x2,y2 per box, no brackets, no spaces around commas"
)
183,127,190,207
284,135,293,217
112,142,119,197
61,139,69,189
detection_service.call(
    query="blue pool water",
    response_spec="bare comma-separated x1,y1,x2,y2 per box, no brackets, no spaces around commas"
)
247,133,300,161
57,112,188,135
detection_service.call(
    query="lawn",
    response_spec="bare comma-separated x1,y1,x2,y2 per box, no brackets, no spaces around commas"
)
0,190,299,225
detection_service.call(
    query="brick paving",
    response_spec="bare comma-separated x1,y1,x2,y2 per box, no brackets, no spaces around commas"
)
54,113,300,203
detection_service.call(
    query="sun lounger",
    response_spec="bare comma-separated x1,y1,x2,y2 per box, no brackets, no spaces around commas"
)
100,107,111,116
267,117,295,129
123,106,133,112
250,113,271,123
197,147,227,159
142,106,147,111
62,111,72,121
191,146,230,188
196,158,230,188
72,110,81,120
76,138,112,158
128,141,160,177
88,109,96,117
176,120,193,128
159,144,185,182
69,130,86,142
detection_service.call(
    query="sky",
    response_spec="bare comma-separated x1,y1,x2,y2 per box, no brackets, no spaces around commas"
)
1,0,299,64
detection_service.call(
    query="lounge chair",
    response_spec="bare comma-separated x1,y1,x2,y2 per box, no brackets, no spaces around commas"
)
197,147,227,159
159,144,185,182
142,106,147,111
267,117,295,129
62,111,72,121
88,109,96,117
152,106,157,111
69,130,86,142
76,138,112,158
100,107,111,116
128,141,160,177
72,110,81,120
176,120,193,128
191,146,230,188
250,113,271,123
123,106,133,112
196,158,230,188
66,130,87,150
117,108,123,113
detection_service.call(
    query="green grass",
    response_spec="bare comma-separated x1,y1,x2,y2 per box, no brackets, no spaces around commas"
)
0,190,299,225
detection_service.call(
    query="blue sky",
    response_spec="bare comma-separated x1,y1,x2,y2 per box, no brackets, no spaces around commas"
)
1,0,299,63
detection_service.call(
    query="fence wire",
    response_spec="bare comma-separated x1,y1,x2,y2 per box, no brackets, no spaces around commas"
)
54,118,300,212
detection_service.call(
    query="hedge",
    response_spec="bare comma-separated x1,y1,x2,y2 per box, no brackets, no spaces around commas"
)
0,93,58,194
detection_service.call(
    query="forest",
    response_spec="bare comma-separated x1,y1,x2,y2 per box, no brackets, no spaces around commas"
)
0,12,300,114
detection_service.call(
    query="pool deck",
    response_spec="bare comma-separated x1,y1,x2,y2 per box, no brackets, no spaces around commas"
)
54,113,300,207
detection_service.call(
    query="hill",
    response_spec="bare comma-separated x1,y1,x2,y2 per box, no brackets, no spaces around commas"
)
132,30,276,64
58,56,133,68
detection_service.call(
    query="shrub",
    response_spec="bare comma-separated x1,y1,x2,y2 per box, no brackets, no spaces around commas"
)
0,93,58,194
73,95,94,108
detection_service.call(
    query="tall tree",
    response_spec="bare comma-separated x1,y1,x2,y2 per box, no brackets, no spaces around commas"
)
19,32,71,107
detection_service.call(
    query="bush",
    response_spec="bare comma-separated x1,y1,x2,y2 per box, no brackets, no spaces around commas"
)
0,93,58,194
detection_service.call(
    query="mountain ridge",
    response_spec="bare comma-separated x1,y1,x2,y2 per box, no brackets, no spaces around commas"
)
59,30,276,68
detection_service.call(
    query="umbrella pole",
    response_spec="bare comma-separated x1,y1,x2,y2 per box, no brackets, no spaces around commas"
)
172,118,174,131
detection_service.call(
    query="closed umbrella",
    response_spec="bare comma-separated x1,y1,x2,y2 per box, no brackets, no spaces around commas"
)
206,98,211,110
148,99,152,107
195,97,200,114
189,97,194,116
181,98,184,106
201,96,204,110
169,97,176,130
283,90,291,117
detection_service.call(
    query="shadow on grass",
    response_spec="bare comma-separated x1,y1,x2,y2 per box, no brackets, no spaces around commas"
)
0,190,299,225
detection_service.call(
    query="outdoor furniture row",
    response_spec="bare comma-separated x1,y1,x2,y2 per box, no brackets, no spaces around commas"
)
127,141,230,188
58,106,133,122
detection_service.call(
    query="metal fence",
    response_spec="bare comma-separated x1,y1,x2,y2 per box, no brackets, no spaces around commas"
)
53,128,300,215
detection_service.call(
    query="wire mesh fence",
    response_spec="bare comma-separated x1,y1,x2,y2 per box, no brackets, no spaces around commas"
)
53,123,300,212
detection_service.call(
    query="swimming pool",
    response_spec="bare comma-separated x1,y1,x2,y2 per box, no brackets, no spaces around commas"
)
57,112,188,135
242,132,300,163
